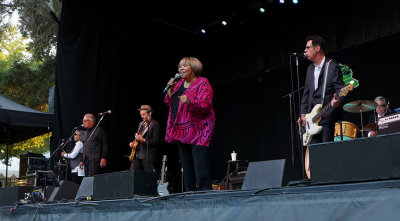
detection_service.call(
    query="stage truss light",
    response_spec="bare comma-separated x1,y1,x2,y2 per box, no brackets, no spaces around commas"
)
200,29,206,34
293,0,298,4
221,21,227,26
279,0,284,4
259,8,265,13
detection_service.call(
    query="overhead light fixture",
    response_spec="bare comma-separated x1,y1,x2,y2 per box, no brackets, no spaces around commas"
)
293,0,298,4
200,29,206,34
259,8,265,13
221,21,227,26
279,0,285,4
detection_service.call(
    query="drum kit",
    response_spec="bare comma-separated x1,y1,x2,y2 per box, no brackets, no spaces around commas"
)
335,100,377,140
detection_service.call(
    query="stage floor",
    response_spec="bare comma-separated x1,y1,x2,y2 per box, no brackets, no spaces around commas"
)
2,178,400,220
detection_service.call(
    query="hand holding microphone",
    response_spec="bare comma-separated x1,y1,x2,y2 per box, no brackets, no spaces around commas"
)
163,73,181,93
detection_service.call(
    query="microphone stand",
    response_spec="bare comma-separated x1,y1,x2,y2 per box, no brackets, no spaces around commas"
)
48,128,76,172
145,116,151,172
87,114,106,176
286,53,306,179
282,86,305,178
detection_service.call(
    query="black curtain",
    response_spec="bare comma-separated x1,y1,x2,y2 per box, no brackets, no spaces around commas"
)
54,0,400,191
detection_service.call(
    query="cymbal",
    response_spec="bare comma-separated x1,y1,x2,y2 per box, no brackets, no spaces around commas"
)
343,100,377,113
363,123,376,132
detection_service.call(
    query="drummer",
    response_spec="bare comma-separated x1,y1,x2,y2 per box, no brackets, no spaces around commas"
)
368,96,391,136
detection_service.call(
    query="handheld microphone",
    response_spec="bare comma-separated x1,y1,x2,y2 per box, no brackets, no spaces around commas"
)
292,52,307,58
99,110,112,116
163,73,181,93
74,124,84,130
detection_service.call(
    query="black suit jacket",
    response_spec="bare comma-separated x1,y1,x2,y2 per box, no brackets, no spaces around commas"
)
300,58,345,123
135,119,160,162
81,127,108,162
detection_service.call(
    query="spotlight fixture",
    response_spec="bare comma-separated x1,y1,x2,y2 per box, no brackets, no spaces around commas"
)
221,21,227,26
200,29,206,34
259,7,265,13
279,0,284,4
293,0,298,4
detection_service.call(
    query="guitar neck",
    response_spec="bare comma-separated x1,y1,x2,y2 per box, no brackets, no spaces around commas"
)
312,103,332,123
160,163,166,184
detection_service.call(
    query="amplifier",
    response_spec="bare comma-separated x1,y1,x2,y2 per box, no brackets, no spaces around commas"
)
378,113,400,135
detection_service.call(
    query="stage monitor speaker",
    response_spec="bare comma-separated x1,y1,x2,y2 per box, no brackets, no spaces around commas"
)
47,180,79,201
93,170,157,200
75,177,93,200
309,132,400,183
241,159,297,190
0,186,34,206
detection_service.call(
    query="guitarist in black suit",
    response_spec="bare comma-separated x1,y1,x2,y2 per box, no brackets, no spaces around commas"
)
129,105,160,171
298,35,345,144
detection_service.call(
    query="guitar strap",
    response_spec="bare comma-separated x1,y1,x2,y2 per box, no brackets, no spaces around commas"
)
320,59,332,105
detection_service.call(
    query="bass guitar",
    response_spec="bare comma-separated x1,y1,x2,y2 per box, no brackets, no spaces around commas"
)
302,83,354,146
157,155,170,196
129,121,147,162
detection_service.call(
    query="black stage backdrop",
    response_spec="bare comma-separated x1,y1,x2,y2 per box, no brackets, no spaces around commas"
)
54,0,400,191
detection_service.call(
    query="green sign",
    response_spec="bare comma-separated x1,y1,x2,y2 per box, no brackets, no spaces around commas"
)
339,63,359,88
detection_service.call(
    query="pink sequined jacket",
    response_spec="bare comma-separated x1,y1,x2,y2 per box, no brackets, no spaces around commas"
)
164,76,215,147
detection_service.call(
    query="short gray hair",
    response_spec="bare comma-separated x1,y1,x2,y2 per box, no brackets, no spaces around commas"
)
85,113,96,122
374,96,387,105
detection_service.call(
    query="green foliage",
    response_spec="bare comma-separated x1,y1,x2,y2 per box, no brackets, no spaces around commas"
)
0,133,51,164
1,0,60,60
0,59,55,110
0,1,58,161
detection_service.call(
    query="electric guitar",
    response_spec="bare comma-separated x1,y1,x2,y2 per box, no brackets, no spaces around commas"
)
157,155,170,196
302,83,354,146
129,121,147,162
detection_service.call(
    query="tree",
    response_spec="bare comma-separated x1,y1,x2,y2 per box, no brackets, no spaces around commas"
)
1,0,61,61
0,1,58,162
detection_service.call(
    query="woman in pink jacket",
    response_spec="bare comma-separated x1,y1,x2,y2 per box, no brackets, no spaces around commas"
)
165,57,215,191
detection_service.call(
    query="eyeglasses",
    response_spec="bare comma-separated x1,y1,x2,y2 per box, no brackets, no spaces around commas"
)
377,104,387,107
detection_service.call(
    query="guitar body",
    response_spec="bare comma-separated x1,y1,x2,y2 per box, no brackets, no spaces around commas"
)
129,121,148,162
157,182,169,196
129,140,139,162
303,104,323,146
302,83,355,179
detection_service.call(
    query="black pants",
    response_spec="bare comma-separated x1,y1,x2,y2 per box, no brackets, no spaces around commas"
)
178,142,212,191
130,158,154,171
84,157,100,177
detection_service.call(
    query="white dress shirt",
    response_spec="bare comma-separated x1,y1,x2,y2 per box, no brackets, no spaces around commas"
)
313,56,326,90
64,141,85,176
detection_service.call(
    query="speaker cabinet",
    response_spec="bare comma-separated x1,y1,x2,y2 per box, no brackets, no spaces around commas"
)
47,180,79,201
0,186,34,206
309,132,400,183
75,177,93,200
242,159,297,190
93,170,157,200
